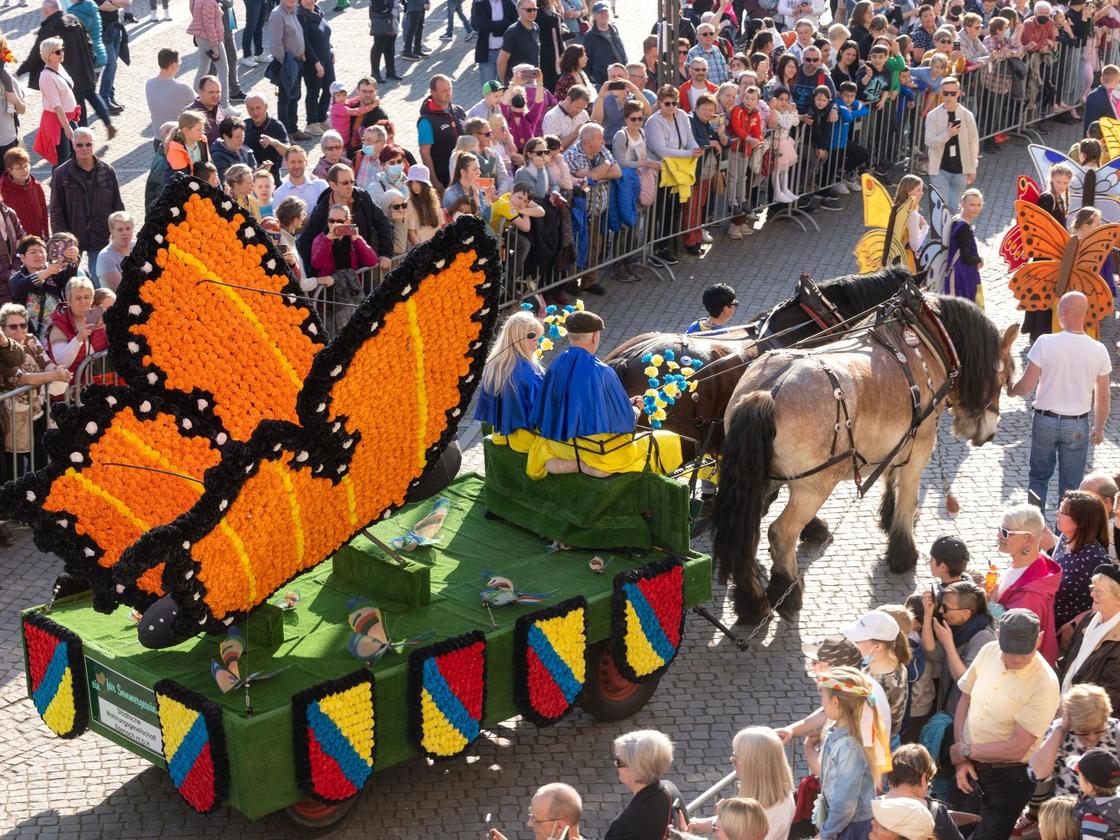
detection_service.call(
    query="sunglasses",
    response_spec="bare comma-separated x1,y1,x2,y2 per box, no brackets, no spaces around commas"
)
998,525,1032,539
661,100,678,107
679,50,689,55
804,57,819,62
323,144,343,151
74,142,93,148
327,218,348,224
627,116,644,122
390,203,407,209
334,179,355,186
942,90,960,96
481,131,493,136
53,49,65,54
530,149,549,156
691,67,708,72
3,321,27,329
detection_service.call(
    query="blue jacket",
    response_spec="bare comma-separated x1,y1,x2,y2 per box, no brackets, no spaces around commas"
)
818,726,875,840
209,140,258,180
1084,85,1115,135
68,0,106,68
609,168,640,232
829,99,868,150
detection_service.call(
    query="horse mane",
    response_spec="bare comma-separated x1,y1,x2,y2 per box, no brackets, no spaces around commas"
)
928,294,1002,415
814,266,912,320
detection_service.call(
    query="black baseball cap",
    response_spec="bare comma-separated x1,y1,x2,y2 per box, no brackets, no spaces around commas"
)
1070,748,1120,788
931,535,969,567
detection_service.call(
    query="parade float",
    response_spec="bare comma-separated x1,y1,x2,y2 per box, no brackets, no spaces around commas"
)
5,179,711,833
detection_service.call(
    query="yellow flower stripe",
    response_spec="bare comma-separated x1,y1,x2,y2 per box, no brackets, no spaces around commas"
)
218,519,257,605
538,611,587,684
317,686,375,767
271,461,305,568
107,424,206,495
623,600,665,677
405,298,428,470
419,687,468,756
158,695,196,759
166,242,304,393
342,474,357,528
65,468,151,534
42,668,76,735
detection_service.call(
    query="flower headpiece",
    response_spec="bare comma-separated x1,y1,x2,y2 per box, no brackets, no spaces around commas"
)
639,349,703,428
521,299,584,359
816,670,887,760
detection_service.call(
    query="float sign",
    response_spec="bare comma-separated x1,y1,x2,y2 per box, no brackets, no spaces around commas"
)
86,658,164,763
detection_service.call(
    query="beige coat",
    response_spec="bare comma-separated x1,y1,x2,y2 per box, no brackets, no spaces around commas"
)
925,103,979,177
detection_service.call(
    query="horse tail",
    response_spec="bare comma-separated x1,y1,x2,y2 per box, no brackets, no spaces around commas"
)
713,390,776,622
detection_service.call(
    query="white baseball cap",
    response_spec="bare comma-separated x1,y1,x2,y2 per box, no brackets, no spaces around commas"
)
842,610,900,643
872,798,935,840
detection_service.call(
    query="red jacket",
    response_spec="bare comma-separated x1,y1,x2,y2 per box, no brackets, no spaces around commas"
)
999,553,1063,665
729,104,763,155
1,171,49,239
678,80,718,114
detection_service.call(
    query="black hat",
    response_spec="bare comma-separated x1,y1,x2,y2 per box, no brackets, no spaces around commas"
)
1095,564,1120,587
565,311,605,334
931,535,969,567
802,635,862,668
1070,748,1120,789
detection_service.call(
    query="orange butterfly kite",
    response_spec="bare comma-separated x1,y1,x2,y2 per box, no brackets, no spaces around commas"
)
2,178,500,636
1007,200,1117,325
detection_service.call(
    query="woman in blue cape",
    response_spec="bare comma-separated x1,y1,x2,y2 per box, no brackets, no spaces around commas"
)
474,310,545,453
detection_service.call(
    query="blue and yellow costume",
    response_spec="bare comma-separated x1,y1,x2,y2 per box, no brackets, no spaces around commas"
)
526,344,683,481
474,356,543,453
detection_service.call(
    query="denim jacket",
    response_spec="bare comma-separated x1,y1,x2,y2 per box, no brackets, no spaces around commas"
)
818,725,875,839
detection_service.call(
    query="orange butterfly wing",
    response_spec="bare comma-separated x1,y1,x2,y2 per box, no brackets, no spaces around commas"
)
114,221,500,629
1064,224,1120,323
106,183,324,441
1015,200,1069,261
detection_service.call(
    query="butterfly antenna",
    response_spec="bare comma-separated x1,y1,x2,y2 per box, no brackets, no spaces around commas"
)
359,528,410,567
196,277,363,308
101,462,206,484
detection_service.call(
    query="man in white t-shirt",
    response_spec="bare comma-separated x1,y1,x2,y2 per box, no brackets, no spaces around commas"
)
1008,291,1112,514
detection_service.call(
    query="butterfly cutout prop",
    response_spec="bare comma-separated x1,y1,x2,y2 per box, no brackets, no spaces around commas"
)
1099,117,1120,162
480,575,555,606
853,173,917,273
346,597,433,662
916,184,951,291
1007,200,1118,324
388,496,450,551
1027,144,1120,223
998,175,1041,271
272,590,301,610
0,178,501,646
210,627,289,693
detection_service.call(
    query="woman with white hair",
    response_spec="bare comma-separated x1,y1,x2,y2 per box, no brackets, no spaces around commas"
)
607,729,687,839
1056,566,1120,710
46,276,106,373
34,37,79,167
378,188,409,257
688,727,794,840
474,310,544,454
994,502,1062,664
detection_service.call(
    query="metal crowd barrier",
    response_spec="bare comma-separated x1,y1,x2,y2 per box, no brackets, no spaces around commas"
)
1,381,45,483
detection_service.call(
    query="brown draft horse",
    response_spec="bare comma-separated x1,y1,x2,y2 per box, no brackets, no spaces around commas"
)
604,267,912,455
711,287,1019,624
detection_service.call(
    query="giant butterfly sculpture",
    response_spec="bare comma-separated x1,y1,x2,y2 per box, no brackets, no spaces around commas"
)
1,178,501,642
1027,144,1120,223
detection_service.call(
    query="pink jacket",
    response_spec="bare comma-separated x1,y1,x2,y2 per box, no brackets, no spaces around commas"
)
999,553,1063,665
187,0,224,45
310,233,378,275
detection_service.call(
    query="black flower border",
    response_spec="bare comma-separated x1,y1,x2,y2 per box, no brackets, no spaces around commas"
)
21,611,89,739
152,678,231,814
290,669,377,804
609,556,686,684
512,597,588,728
407,630,488,762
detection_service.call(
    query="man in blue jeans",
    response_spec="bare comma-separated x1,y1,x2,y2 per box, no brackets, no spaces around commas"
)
1008,291,1112,513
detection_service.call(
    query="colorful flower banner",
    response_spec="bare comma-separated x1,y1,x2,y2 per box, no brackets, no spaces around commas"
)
408,632,487,761
513,598,588,727
610,557,686,682
153,680,230,814
22,612,88,739
291,670,376,803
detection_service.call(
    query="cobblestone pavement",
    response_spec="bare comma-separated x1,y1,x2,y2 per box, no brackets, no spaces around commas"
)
1,1,1118,835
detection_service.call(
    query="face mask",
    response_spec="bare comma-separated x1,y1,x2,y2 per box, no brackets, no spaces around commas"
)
386,163,405,178
861,653,873,668
1037,14,1050,21
362,144,377,156
511,94,527,109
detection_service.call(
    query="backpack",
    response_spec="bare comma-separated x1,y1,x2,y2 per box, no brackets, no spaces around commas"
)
1077,797,1120,840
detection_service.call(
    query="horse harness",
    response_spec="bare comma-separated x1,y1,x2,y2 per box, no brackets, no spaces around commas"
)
766,285,962,496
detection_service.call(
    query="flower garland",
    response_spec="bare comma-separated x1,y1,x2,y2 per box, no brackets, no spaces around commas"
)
291,670,376,803
153,679,230,814
639,350,703,429
610,556,686,683
407,631,487,761
4,175,504,640
513,598,587,727
521,300,584,359
21,612,88,739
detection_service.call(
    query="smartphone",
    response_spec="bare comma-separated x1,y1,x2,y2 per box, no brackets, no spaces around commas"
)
335,223,357,237
1027,488,1042,509
608,80,626,91
47,237,66,264
85,306,103,327
267,230,282,244
477,177,495,190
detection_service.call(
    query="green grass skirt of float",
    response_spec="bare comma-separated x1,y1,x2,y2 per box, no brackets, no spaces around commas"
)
25,472,710,820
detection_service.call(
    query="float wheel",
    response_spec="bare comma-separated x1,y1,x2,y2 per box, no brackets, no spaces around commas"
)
271,795,360,836
578,639,660,721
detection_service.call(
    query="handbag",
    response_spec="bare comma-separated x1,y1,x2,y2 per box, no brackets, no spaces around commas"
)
264,58,282,85
638,166,657,207
3,389,35,453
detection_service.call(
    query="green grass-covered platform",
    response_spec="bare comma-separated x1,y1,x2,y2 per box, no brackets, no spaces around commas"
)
24,472,711,821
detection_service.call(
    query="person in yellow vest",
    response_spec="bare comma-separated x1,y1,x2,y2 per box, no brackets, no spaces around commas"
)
526,310,683,479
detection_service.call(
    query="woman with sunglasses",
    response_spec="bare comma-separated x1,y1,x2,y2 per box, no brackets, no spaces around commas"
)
645,85,701,265
1051,490,1112,631
1023,684,1120,836
994,502,1062,664
33,38,79,167
0,302,71,483
474,309,544,454
607,729,688,839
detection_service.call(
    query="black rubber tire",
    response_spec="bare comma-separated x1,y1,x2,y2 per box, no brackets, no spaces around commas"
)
269,796,360,837
578,639,661,722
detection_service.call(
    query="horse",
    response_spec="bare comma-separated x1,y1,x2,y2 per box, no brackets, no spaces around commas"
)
711,286,1019,624
604,267,912,455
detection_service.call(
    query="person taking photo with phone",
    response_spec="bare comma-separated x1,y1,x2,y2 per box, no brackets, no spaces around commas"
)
45,275,106,374
309,202,379,277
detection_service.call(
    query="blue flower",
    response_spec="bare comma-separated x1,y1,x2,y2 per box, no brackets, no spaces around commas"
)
664,349,675,362
647,377,659,388
641,352,652,363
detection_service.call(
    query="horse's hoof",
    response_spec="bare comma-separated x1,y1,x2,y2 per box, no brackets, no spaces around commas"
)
798,516,831,545
767,572,802,620
732,585,772,625
885,538,919,573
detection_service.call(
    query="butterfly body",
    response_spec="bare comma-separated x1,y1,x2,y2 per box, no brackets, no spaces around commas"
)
210,626,288,693
346,597,432,662
388,496,451,551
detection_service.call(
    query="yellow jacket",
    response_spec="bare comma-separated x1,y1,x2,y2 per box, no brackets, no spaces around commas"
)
659,157,697,203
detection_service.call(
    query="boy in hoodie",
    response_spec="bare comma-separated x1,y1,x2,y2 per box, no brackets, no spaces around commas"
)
1072,749,1120,840
830,82,869,195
